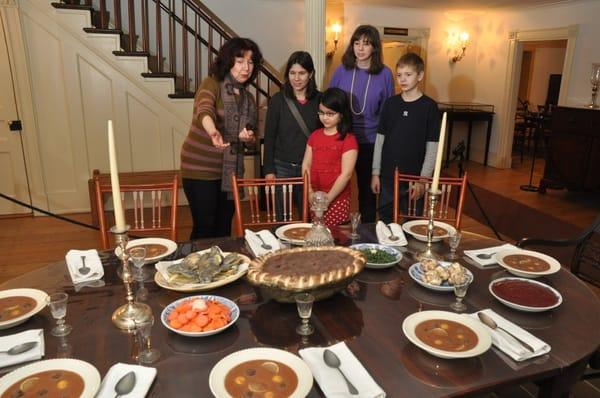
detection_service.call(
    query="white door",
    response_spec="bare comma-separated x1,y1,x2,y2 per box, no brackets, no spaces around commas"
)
0,18,30,215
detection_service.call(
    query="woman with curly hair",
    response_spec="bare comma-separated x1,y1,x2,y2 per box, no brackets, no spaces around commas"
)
180,37,262,239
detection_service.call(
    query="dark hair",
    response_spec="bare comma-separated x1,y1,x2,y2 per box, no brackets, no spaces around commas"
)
341,25,384,75
320,87,352,140
283,51,318,100
396,52,425,74
210,37,263,85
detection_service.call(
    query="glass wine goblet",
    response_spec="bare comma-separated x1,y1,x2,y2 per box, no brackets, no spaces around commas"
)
295,293,315,336
350,212,361,239
447,230,462,260
46,292,73,337
135,315,161,364
128,246,147,282
450,279,471,312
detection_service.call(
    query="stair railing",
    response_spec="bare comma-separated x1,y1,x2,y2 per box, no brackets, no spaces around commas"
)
68,0,282,104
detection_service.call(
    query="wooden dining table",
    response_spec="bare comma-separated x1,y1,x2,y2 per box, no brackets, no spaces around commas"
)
1,226,599,397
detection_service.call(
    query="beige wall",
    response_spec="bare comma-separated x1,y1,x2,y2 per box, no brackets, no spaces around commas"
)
523,42,566,110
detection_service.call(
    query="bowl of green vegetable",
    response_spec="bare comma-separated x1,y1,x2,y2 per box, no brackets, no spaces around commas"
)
350,243,402,269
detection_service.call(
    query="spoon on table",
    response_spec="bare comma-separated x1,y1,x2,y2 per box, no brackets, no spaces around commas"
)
477,312,535,353
476,252,496,260
255,233,272,250
114,370,136,398
0,341,38,355
386,224,400,241
79,255,91,275
323,349,358,395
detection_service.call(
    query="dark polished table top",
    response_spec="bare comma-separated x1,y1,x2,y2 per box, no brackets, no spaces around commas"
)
1,226,599,397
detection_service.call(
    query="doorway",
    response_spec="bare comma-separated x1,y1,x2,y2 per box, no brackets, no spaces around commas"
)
0,16,31,215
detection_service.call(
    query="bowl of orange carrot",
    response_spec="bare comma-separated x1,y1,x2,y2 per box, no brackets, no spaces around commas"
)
161,295,239,337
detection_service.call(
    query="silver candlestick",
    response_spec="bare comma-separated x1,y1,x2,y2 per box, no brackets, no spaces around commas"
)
416,189,442,261
110,225,153,330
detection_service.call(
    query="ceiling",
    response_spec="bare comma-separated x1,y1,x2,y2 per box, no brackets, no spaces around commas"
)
329,0,580,10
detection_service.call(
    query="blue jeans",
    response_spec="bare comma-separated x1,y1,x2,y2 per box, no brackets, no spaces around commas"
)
379,180,423,224
273,158,304,221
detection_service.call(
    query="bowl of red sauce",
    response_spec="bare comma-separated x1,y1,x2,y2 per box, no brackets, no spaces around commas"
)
489,277,562,312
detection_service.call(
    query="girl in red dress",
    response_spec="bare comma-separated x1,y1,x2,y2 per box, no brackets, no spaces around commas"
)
301,88,358,227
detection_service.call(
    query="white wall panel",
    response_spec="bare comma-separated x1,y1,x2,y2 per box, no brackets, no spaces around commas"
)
125,92,161,171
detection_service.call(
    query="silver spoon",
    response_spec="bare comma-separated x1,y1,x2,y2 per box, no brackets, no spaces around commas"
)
478,312,535,353
323,349,358,395
255,233,272,250
476,252,496,260
386,224,400,241
114,370,136,398
0,341,38,355
79,255,91,275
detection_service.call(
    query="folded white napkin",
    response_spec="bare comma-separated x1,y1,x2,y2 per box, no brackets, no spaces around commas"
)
376,221,407,246
299,342,386,398
244,229,281,257
463,244,516,267
65,249,104,284
95,362,157,398
472,309,550,362
0,329,45,368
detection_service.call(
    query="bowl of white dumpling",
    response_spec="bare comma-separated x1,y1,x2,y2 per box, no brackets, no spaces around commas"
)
408,259,474,292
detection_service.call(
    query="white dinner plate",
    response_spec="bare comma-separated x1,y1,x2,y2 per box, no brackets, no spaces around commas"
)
402,310,492,359
114,237,177,262
209,347,313,398
494,248,561,278
154,251,250,292
161,295,239,337
489,277,563,312
402,220,456,242
350,243,402,269
275,223,314,245
0,358,101,398
408,262,474,292
0,288,48,330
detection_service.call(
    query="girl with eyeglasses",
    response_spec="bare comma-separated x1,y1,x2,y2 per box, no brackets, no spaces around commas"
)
301,88,358,227
329,25,394,223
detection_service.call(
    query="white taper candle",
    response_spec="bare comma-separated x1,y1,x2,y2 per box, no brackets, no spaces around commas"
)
108,120,126,231
431,112,447,193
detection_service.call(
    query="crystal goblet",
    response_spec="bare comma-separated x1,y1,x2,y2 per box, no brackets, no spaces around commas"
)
295,293,315,336
447,230,462,260
450,279,471,312
46,292,72,337
128,246,147,282
350,212,361,239
135,315,160,364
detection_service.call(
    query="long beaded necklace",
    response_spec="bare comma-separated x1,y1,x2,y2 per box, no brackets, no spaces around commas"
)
350,67,372,116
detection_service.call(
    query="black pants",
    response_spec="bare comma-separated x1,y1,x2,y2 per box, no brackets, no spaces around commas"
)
182,178,235,240
356,143,377,223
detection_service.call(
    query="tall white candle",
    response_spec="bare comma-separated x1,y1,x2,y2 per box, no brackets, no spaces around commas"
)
108,120,126,231
431,112,447,193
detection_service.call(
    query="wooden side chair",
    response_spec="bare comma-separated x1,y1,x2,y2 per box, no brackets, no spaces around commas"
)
92,169,179,249
231,173,309,237
393,169,468,228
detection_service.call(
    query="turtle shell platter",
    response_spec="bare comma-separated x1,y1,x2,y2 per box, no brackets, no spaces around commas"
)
246,246,365,302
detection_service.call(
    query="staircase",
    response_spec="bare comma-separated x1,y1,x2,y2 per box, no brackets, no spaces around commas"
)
50,0,283,103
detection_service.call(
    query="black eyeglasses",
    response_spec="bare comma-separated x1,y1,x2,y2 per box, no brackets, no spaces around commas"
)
317,111,338,118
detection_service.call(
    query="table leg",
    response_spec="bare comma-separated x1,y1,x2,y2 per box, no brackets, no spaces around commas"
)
484,117,493,166
536,356,590,398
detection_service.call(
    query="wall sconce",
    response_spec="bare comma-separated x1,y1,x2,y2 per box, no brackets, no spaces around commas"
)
450,31,470,63
327,23,342,58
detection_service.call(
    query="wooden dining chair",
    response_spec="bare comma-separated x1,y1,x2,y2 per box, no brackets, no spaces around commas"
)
392,169,468,228
231,173,309,237
92,169,179,249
